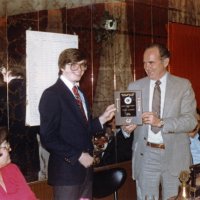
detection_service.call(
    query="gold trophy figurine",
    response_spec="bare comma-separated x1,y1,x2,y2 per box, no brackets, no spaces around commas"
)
176,170,191,200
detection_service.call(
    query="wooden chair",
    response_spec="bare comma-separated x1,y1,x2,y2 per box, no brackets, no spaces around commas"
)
29,180,53,200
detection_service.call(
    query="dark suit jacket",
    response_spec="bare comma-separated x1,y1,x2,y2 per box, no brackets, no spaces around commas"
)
39,78,103,186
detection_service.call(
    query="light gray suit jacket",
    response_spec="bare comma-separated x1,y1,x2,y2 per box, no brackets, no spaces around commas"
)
128,73,197,180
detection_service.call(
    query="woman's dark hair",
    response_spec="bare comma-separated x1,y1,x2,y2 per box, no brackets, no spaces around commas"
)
0,126,8,145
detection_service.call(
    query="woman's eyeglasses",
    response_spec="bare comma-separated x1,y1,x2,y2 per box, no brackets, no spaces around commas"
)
0,142,11,151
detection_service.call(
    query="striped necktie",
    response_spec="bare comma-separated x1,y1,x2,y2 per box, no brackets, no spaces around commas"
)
72,86,87,122
151,80,161,133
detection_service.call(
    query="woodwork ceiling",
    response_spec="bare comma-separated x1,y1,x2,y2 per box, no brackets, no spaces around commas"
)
0,0,115,17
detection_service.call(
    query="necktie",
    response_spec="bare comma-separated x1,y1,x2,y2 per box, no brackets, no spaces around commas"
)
151,80,161,133
72,86,87,122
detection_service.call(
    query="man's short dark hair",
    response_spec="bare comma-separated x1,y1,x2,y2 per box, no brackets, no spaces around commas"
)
145,43,170,59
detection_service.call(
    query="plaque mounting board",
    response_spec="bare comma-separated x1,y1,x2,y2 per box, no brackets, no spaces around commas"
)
114,90,142,125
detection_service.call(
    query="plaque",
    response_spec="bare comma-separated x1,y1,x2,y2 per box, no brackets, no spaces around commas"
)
114,90,142,125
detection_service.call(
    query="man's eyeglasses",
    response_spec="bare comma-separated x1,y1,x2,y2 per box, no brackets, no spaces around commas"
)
68,63,88,71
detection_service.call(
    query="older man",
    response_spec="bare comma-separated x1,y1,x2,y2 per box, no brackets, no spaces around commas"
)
122,43,197,199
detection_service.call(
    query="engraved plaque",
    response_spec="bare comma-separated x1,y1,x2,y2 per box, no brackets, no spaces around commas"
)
114,90,142,125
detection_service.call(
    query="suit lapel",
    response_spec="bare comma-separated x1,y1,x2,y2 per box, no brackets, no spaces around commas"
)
78,87,91,121
142,78,150,114
138,78,150,134
143,78,150,133
163,74,175,117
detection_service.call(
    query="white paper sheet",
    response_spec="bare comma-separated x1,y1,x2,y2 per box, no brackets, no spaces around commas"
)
26,30,78,126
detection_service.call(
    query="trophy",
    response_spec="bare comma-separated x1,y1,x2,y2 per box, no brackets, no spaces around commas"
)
114,90,142,126
175,170,191,200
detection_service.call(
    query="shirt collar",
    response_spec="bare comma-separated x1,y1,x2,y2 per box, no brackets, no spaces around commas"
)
150,72,168,87
60,75,78,91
